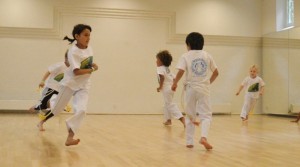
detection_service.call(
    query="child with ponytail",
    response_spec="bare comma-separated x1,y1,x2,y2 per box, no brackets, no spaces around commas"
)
42,24,98,146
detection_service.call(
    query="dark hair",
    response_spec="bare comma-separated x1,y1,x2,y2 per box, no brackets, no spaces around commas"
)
185,32,204,50
63,24,92,44
156,50,173,67
64,49,68,59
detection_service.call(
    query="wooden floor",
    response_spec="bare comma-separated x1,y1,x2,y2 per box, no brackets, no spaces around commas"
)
0,113,300,167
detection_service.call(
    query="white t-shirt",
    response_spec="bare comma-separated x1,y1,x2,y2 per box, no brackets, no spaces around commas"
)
241,76,265,98
45,62,68,91
61,44,93,91
157,66,174,90
176,50,217,95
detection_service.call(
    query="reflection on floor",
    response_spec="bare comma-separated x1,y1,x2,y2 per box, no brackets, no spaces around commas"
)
0,113,299,167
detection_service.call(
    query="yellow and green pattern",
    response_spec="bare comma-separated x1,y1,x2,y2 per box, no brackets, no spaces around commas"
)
248,83,259,92
80,56,93,69
54,73,64,82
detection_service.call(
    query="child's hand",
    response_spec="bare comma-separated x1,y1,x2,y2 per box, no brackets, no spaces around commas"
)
92,63,98,72
171,83,177,91
39,81,45,88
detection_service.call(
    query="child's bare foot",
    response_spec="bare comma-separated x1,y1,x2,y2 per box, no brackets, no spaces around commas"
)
65,138,80,146
192,121,200,126
200,137,213,150
186,145,194,148
65,129,80,146
188,117,200,126
163,119,172,126
37,121,45,131
179,117,186,128
29,106,36,113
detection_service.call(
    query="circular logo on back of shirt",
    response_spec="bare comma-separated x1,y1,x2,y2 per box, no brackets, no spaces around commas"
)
191,58,207,77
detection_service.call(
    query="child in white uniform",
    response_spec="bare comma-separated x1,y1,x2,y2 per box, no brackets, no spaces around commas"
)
156,50,185,127
172,32,219,150
29,51,70,131
42,24,98,146
236,65,265,121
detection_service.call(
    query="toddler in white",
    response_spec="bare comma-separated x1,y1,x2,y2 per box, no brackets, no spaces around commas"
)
156,50,185,127
236,65,265,121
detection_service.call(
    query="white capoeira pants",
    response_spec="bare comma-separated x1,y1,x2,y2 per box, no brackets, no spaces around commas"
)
240,93,257,119
51,85,89,134
50,94,58,110
161,88,183,121
185,86,212,145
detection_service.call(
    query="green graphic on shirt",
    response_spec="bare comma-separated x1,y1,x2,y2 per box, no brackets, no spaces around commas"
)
80,56,93,69
54,73,64,82
248,83,259,92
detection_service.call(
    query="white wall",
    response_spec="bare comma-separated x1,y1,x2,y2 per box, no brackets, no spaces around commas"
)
0,0,263,114
263,0,300,34
262,0,277,34
262,32,289,114
295,0,300,27
174,0,262,36
0,0,54,28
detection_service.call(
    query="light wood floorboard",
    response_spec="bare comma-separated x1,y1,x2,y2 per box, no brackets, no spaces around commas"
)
0,114,299,167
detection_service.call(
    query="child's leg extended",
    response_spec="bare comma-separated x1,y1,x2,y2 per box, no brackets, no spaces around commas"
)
240,94,252,121
247,98,257,119
39,86,72,120
29,88,58,112
38,86,73,131
198,93,213,150
51,86,73,116
65,89,88,146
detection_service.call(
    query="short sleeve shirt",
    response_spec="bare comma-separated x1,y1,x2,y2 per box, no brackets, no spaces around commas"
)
45,62,68,91
157,66,174,90
61,44,94,91
241,76,265,98
176,50,217,95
